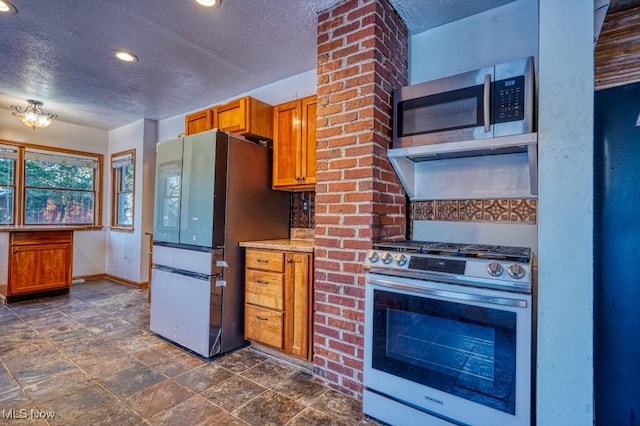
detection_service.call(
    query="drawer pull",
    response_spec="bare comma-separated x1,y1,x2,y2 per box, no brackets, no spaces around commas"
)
256,315,269,321
256,279,269,285
256,259,269,263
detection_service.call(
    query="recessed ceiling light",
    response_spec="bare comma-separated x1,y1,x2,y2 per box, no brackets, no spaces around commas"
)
196,0,221,8
114,51,138,63
0,0,17,14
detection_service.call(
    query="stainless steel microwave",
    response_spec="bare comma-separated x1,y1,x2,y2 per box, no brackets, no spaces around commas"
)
393,57,535,149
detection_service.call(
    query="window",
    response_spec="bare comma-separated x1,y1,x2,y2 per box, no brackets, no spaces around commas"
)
111,150,135,229
0,145,17,225
24,150,99,225
0,141,102,227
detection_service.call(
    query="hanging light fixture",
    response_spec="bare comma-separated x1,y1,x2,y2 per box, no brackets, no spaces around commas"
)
10,99,57,130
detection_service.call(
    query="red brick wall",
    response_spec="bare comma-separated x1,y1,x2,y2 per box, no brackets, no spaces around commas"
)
313,0,408,398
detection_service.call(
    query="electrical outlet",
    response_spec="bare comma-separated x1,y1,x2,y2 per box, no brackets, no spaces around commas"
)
302,200,309,211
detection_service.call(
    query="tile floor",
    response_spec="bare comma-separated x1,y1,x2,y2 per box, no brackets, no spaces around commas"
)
0,279,380,425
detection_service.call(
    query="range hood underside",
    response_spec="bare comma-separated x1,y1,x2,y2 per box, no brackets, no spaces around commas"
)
388,133,538,200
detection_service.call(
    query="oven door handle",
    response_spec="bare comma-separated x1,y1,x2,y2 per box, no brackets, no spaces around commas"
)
367,277,528,308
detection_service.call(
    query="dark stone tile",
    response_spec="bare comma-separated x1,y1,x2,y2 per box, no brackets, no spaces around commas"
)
124,379,193,419
118,331,166,354
213,349,266,373
98,362,166,398
235,390,304,426
240,359,298,387
62,401,143,426
200,375,266,412
209,415,249,425
38,383,115,425
286,408,348,426
11,357,79,387
73,349,140,380
22,370,93,404
311,390,366,424
271,371,328,405
84,317,135,335
1,338,60,368
175,363,235,393
0,365,19,394
147,395,226,426
151,351,207,377
130,342,184,366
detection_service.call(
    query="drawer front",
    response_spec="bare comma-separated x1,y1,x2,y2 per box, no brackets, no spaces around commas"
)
244,305,283,349
11,230,73,245
245,249,284,272
245,270,284,310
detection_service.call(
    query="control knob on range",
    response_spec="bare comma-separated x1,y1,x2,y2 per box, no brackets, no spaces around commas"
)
508,263,526,279
487,261,504,277
395,254,408,266
367,251,380,263
380,252,393,264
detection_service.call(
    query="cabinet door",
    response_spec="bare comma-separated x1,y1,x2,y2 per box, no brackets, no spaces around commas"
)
272,100,301,188
301,96,317,185
185,109,212,135
213,98,247,134
284,252,312,359
10,243,71,295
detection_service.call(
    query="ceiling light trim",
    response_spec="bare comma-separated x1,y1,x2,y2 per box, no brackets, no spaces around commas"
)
114,50,139,63
10,99,57,130
0,0,17,14
195,0,222,8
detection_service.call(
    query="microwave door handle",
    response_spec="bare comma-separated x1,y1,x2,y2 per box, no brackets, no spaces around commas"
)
483,73,491,132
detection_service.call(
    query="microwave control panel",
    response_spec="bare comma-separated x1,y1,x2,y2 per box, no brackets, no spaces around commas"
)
493,75,525,124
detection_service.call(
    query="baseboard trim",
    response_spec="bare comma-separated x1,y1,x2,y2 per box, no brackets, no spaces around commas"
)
73,273,148,289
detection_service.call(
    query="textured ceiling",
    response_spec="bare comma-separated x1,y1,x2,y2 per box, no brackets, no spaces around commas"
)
0,0,516,130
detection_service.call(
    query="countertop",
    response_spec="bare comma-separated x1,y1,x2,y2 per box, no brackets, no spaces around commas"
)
239,239,314,253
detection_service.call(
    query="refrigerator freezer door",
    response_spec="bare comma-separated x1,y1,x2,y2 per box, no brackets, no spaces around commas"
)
150,267,212,357
152,245,212,276
153,139,183,244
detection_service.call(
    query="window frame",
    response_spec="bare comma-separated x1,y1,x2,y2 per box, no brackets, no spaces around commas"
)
110,149,135,231
0,139,103,228
0,145,18,225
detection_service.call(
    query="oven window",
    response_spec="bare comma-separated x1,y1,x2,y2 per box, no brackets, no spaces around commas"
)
372,289,517,414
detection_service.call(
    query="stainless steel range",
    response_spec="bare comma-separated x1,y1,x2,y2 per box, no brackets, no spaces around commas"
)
363,240,534,426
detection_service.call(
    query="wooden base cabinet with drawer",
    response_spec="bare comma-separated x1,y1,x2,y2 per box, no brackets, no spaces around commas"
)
244,248,312,360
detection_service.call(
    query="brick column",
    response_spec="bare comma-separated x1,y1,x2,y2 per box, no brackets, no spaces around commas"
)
313,0,408,397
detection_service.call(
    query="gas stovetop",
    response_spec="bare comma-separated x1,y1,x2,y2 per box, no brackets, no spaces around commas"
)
364,240,533,293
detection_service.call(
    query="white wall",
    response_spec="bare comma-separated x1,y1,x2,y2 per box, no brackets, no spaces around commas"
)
158,69,317,141
105,119,157,284
409,0,538,84
537,1,594,424
0,112,109,282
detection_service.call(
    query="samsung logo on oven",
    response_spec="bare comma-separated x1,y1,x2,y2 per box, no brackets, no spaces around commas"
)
424,395,444,405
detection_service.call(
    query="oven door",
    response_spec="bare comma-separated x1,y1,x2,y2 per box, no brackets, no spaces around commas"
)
364,274,532,426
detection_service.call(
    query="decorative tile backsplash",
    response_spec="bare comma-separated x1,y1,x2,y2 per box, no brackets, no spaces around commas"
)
291,191,315,229
411,199,537,224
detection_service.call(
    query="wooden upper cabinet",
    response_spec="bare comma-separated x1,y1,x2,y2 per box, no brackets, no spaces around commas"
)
272,95,317,191
212,96,273,141
184,109,212,136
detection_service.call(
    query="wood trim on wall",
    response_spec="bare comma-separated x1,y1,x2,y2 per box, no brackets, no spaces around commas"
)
595,6,640,90
73,273,148,289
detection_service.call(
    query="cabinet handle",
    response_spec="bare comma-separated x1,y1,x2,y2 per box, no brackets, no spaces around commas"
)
256,279,269,285
256,315,269,321
286,258,293,263
256,259,269,263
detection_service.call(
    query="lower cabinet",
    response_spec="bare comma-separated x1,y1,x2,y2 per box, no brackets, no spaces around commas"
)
8,231,73,296
244,248,312,360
